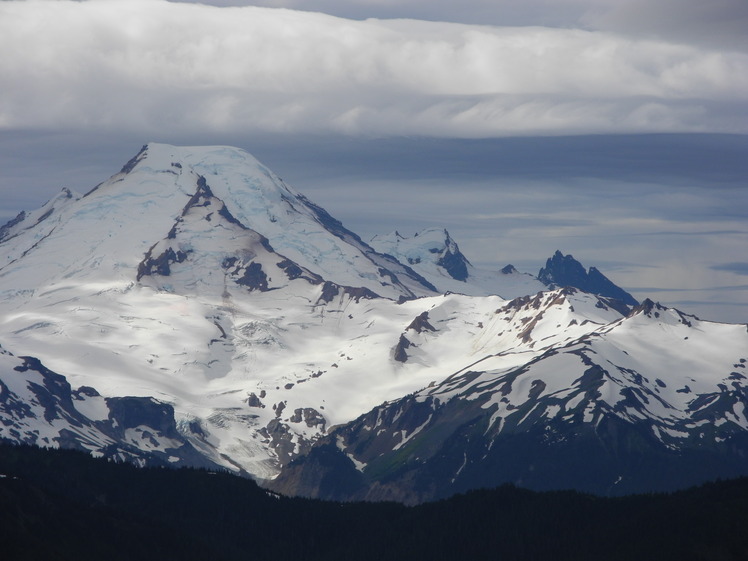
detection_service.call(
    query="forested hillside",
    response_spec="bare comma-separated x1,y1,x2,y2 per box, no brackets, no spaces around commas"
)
1,443,747,561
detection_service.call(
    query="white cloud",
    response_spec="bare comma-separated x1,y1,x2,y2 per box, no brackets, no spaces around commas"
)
1,0,747,137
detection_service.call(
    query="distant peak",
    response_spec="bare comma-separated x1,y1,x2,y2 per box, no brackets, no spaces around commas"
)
368,228,471,282
538,250,638,308
628,298,700,326
638,298,657,310
629,298,662,317
538,251,586,286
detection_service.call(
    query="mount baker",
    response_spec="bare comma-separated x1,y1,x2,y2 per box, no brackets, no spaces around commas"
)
1,143,745,503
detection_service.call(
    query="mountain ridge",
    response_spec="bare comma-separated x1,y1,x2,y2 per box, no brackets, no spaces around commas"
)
269,289,748,503
0,142,745,502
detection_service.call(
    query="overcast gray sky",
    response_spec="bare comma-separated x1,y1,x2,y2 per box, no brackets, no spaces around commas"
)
0,0,746,323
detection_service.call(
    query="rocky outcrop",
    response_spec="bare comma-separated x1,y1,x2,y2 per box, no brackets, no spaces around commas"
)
538,250,638,307
0,351,220,470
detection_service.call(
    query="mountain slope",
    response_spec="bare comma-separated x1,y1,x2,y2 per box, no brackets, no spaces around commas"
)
0,344,218,470
270,298,748,502
0,143,630,481
0,143,450,477
0,142,745,501
0,144,436,302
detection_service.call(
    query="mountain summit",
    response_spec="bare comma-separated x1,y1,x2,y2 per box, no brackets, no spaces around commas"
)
0,143,436,303
371,228,470,281
1,144,745,502
538,250,639,307
370,228,545,299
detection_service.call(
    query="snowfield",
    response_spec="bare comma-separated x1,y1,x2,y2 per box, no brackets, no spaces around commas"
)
1,143,746,486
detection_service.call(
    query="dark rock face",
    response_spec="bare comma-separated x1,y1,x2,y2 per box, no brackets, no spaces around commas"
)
0,212,26,243
1,354,220,470
106,397,181,439
538,251,587,287
259,412,321,466
438,249,469,281
137,246,190,280
393,335,412,363
12,357,76,426
275,259,325,285
427,230,471,281
120,144,149,175
236,262,269,292
290,407,326,431
276,259,304,280
319,281,340,303
538,251,638,307
316,282,379,304
407,312,436,334
342,286,380,302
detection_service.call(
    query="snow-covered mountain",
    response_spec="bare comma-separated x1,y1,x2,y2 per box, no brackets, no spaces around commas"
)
0,144,435,303
0,143,745,502
0,343,219,470
370,228,546,299
271,295,748,503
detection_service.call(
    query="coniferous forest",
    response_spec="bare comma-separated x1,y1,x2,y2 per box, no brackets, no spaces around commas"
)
1,442,747,561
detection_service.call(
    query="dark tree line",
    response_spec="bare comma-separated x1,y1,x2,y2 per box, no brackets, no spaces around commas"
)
1,442,747,560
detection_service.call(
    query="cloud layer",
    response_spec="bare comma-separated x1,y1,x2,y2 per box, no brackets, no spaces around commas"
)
1,2,746,323
2,0,747,137
176,0,748,50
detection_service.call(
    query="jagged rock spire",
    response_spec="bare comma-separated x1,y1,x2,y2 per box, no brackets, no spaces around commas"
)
538,250,638,307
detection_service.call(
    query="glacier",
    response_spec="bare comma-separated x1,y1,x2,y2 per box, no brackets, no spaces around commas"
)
0,143,746,500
